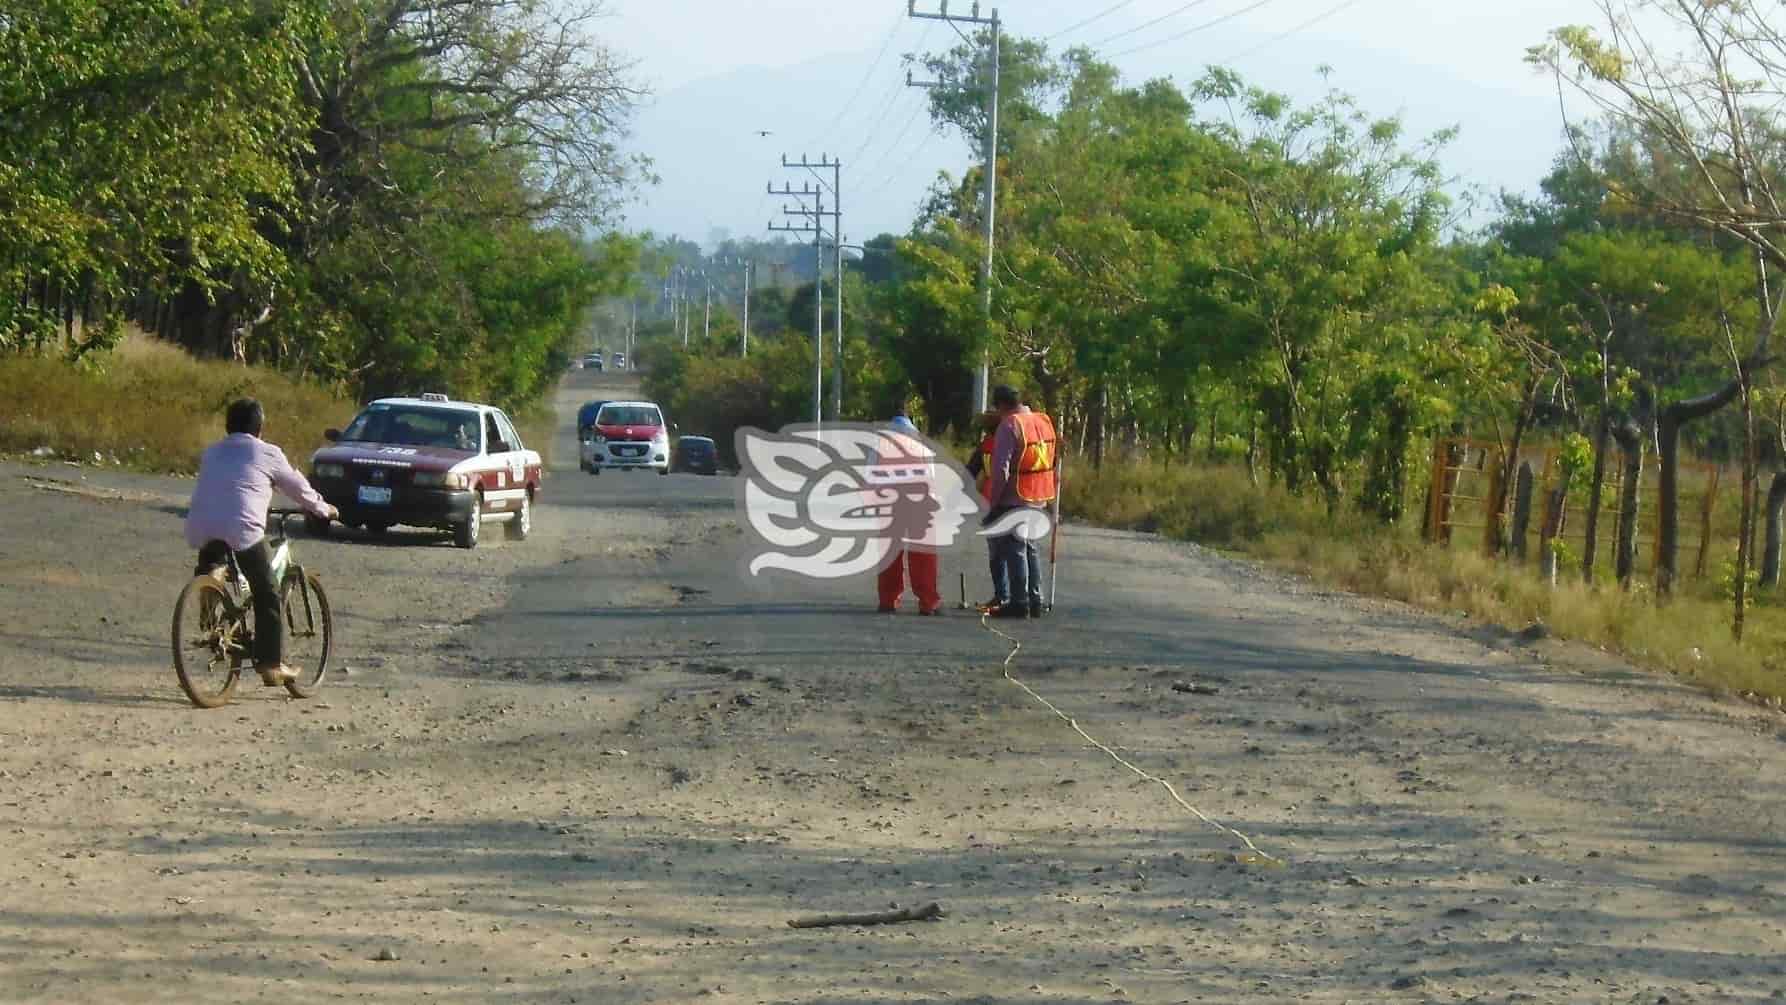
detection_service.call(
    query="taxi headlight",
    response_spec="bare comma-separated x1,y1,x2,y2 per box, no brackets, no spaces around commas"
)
314,463,346,479
591,433,607,445
413,471,465,489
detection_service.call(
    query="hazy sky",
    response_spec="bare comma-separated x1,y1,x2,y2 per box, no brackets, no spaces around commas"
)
601,0,1619,247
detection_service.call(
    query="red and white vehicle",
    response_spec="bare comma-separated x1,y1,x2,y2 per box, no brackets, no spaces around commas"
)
308,394,542,549
579,400,670,476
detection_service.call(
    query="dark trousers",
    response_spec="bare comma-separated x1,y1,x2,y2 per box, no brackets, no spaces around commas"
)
195,539,282,668
989,511,1043,608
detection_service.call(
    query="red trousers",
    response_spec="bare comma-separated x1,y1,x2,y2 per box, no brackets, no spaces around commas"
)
877,549,941,613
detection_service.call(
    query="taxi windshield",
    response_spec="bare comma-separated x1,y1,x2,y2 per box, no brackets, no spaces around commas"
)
598,405,660,426
341,405,479,451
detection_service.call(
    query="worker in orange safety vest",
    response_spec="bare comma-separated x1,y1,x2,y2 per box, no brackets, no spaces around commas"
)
962,410,1003,610
984,385,1058,619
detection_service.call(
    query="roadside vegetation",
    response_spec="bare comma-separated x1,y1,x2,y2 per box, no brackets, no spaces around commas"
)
2,1,642,410
0,332,556,474
1069,459,1786,701
0,334,353,473
629,3,1786,698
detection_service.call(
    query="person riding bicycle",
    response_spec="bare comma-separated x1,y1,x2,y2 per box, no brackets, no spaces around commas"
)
185,399,338,686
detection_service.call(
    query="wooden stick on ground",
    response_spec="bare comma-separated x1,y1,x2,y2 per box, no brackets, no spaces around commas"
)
786,902,944,929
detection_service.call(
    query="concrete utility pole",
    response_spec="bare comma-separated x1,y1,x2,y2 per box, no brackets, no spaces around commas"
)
701,269,712,343
718,256,752,358
909,1,1000,417
783,155,844,420
768,177,827,425
628,299,636,361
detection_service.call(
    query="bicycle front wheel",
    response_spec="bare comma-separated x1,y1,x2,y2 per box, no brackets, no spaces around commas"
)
280,570,332,699
172,575,244,709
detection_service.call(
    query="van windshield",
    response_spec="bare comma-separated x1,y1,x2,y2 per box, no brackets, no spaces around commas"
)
598,405,660,426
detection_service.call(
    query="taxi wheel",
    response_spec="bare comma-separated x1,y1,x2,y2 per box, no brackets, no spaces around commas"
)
453,497,481,550
506,493,531,541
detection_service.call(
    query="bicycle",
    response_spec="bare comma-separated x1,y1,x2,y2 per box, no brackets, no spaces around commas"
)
170,508,333,709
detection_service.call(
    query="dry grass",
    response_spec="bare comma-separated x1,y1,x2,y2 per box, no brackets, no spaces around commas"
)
0,333,557,473
1069,458,1786,702
0,335,356,473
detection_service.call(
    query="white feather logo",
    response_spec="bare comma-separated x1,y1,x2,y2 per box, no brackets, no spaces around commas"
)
735,423,1041,580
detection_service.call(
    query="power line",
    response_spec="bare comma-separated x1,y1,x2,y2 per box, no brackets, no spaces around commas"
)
847,21,934,164
1089,0,1217,50
1047,0,1140,42
1111,0,1281,58
803,10,906,153
1228,0,1364,61
858,91,935,198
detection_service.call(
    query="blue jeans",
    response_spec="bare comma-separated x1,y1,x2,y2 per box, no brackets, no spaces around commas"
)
990,513,1043,608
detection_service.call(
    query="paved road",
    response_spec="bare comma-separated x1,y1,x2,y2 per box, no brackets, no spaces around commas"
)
2,369,1784,1003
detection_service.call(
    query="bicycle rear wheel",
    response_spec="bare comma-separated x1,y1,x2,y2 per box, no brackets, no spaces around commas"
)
280,570,332,699
172,576,245,709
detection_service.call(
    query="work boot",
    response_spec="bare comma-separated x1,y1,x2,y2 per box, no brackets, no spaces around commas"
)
990,603,1029,620
1029,600,1044,619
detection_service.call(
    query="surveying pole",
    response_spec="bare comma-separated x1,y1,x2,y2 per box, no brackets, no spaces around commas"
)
909,1,999,417
768,177,827,425
783,155,843,420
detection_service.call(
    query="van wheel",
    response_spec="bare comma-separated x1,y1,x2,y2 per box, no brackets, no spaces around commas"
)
454,496,482,549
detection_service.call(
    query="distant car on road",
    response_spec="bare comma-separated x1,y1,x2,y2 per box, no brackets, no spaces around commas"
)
612,352,626,371
672,435,720,475
580,400,669,476
308,393,539,549
582,352,604,371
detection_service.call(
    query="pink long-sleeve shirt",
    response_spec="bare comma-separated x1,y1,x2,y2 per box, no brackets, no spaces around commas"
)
185,434,330,551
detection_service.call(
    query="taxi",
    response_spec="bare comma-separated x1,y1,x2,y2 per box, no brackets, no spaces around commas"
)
308,394,542,549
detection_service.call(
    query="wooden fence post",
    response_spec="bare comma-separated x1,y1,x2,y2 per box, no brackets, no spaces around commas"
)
1510,462,1534,563
1539,486,1568,588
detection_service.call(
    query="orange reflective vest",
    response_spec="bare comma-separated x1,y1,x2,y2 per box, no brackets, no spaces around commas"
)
1012,410,1059,504
975,434,996,502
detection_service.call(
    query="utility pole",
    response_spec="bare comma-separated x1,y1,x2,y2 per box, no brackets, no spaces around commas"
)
701,269,712,343
783,155,843,420
628,299,636,362
769,177,827,425
909,1,999,417
719,256,752,358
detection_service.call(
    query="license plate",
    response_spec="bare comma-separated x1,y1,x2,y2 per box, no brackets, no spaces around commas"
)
357,485,393,505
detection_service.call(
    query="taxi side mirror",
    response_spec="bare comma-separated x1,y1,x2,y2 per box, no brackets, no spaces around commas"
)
324,428,341,442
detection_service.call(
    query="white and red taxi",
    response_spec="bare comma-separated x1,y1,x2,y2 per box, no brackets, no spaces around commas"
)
308,394,542,549
579,400,670,476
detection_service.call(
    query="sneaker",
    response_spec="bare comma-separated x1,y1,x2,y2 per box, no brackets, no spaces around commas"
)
1029,600,1044,619
989,604,1030,620
977,599,1009,614
256,664,300,686
919,607,943,617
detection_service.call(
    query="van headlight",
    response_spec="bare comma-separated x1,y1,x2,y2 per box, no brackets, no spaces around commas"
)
313,463,346,479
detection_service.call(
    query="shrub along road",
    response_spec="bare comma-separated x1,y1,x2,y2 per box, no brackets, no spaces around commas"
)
2,371,1785,1002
